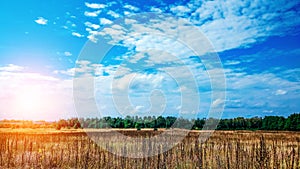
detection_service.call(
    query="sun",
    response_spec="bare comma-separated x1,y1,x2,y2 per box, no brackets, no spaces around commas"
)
15,87,44,119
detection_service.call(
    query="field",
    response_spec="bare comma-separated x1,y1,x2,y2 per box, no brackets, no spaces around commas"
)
0,129,299,169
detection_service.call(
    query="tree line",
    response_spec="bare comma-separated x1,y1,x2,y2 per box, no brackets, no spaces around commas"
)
54,113,300,131
0,113,299,131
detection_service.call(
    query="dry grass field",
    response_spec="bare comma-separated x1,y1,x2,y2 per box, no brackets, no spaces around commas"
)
0,129,299,169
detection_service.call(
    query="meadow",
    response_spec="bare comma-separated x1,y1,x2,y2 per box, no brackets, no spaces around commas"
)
0,129,299,169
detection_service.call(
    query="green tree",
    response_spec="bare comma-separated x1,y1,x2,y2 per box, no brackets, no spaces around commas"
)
285,113,300,131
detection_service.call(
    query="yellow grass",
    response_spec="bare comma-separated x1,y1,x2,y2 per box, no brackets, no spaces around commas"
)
0,129,299,168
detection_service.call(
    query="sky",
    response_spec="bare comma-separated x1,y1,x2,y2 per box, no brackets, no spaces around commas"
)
0,0,299,120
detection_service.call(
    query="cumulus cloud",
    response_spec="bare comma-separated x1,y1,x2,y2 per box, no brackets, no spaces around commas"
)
35,17,48,25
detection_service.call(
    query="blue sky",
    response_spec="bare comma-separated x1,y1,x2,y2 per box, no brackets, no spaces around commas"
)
0,0,299,120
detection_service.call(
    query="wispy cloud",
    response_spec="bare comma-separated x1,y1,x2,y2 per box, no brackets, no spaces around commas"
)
224,60,241,66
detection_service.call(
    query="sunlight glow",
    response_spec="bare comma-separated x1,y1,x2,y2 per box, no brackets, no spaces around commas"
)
15,87,44,119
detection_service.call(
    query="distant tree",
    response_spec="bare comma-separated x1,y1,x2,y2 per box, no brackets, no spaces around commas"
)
43,113,300,131
194,118,205,130
124,116,134,128
157,116,166,128
135,122,142,130
262,116,285,130
68,118,81,129
56,119,68,129
247,117,262,130
166,116,177,128
115,117,124,128
284,113,300,131
55,124,62,130
203,118,219,130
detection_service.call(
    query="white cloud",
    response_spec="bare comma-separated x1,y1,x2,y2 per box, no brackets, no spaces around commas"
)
72,32,84,38
84,10,101,17
77,1,299,54
85,22,100,29
35,17,48,25
124,4,139,11
184,0,300,52
55,61,108,77
64,51,72,57
85,28,103,43
170,5,191,16
224,60,241,66
100,18,113,25
0,64,24,72
63,1,300,118
263,110,274,113
275,89,287,95
224,69,300,116
87,33,100,43
51,54,300,118
150,7,163,13
135,106,144,111
107,10,121,18
54,68,75,76
85,2,106,9
124,11,132,16
212,99,224,107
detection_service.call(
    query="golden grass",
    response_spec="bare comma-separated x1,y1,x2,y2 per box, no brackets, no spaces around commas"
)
0,129,299,168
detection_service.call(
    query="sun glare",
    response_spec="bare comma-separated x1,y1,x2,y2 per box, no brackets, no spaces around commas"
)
15,87,44,119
